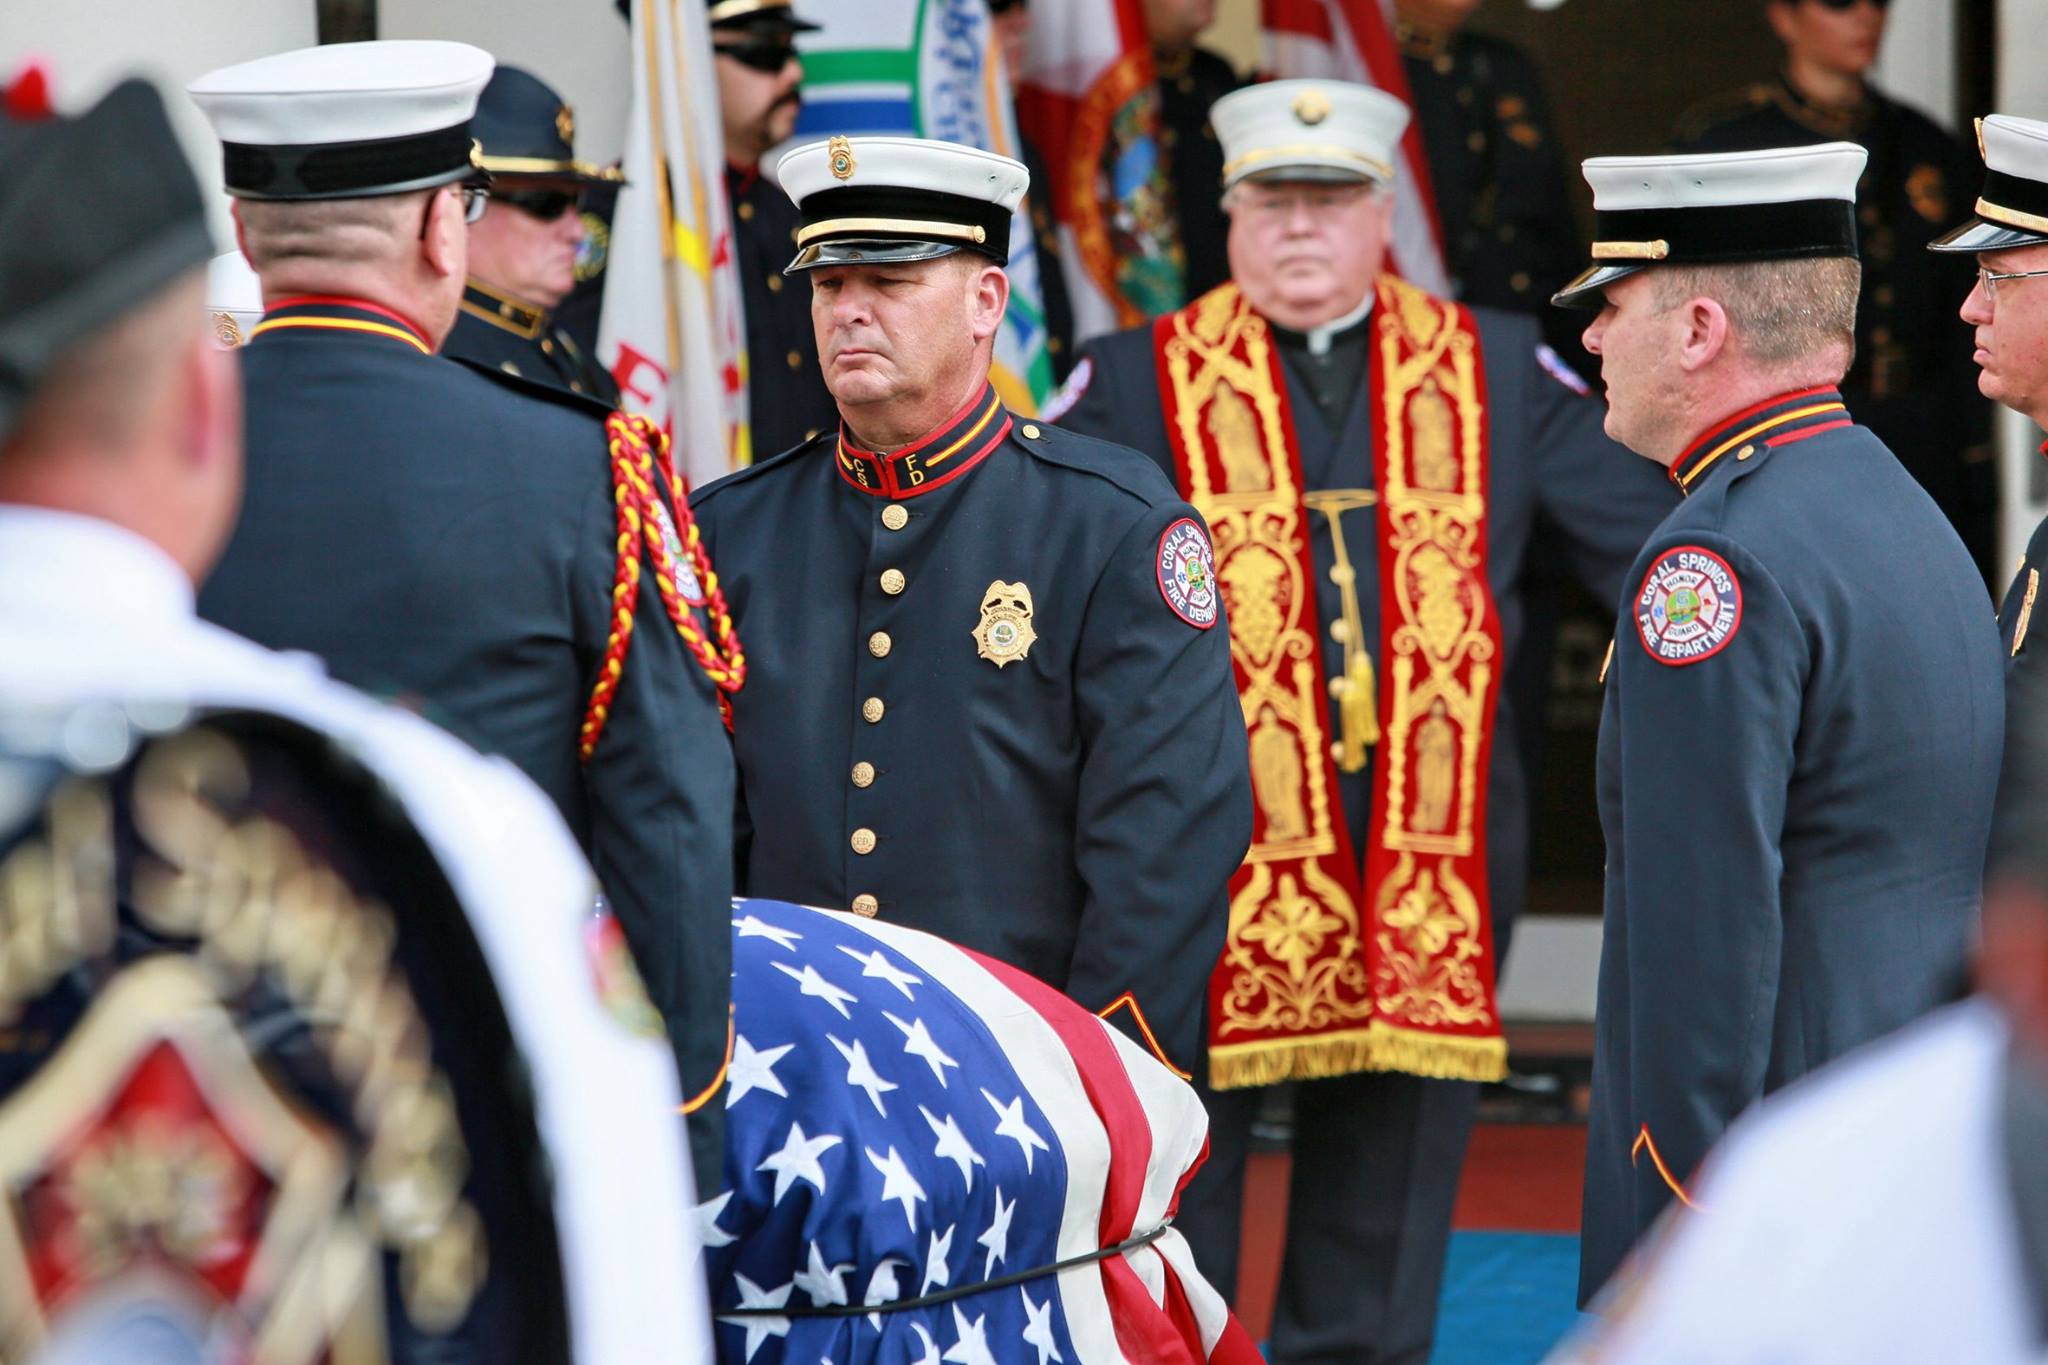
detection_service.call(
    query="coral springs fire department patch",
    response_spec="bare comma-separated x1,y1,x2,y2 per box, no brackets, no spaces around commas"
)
1636,545,1742,665
1157,517,1219,629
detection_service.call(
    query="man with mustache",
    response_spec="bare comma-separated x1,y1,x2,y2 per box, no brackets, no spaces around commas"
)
1056,80,1672,1363
689,135,1253,1102
1930,115,2048,693
712,0,841,458
444,65,621,403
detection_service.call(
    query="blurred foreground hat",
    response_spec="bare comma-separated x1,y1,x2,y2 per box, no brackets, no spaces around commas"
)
1929,114,2048,254
776,135,1028,272
1210,79,1409,189
189,40,493,200
1553,141,1867,307
0,76,211,444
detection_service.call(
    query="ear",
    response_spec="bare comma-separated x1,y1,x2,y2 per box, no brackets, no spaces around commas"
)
421,187,467,281
1675,295,1730,374
969,262,1010,343
1763,0,1799,47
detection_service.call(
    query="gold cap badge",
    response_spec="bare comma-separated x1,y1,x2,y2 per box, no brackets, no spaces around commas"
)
972,580,1037,667
557,104,575,145
829,135,857,181
1293,89,1331,126
212,312,245,348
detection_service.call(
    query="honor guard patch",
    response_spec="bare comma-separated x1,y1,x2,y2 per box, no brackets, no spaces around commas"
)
1635,545,1741,665
1157,517,1220,629
650,496,707,604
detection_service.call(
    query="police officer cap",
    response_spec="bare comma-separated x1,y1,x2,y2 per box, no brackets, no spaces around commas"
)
1930,115,2048,254
1553,141,1867,308
471,65,622,185
1211,79,1409,189
189,40,493,200
0,78,211,445
777,135,1028,273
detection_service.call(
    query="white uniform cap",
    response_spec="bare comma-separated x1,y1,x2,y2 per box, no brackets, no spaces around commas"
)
189,41,493,200
1210,79,1409,189
1553,141,1867,307
775,135,1028,273
205,251,262,350
1930,114,2048,253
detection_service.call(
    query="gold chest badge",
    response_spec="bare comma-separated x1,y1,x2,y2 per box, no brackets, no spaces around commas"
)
972,580,1037,667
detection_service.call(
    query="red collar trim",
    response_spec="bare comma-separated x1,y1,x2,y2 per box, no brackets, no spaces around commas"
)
261,295,433,347
1669,387,1847,494
835,384,1011,500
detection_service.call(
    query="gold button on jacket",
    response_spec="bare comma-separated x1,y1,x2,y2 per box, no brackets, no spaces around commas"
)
850,827,877,855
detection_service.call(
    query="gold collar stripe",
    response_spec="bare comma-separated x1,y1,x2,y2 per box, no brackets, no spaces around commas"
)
1975,196,2048,234
1222,144,1394,184
248,316,431,355
796,217,988,247
921,392,1000,469
1677,402,1846,491
1591,239,1670,261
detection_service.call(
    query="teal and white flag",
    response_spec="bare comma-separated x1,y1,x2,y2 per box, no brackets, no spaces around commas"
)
793,0,1057,413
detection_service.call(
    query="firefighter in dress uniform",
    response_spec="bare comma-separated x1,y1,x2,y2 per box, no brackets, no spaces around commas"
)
712,0,842,458
690,134,1254,1087
1671,0,1994,579
0,73,708,1358
444,64,622,404
1555,140,2004,1299
1057,81,1674,1363
187,40,739,1189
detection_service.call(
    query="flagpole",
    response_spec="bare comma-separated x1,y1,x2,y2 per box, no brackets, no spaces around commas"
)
643,0,685,385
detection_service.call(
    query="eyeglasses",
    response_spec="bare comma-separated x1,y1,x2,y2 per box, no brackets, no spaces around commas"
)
461,184,490,224
714,39,799,73
1978,263,2048,304
1233,183,1376,223
495,186,582,222
1812,0,1891,11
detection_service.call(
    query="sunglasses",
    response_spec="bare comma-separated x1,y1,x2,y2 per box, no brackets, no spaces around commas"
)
495,186,583,222
1810,0,1890,10
715,39,799,73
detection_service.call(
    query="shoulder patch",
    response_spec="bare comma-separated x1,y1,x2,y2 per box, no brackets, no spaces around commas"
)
1634,545,1741,665
1157,517,1219,629
1536,343,1591,396
1040,355,1093,424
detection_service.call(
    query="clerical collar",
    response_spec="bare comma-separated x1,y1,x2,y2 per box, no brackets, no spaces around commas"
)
834,382,1011,500
1270,293,1376,357
459,279,545,339
1770,71,1872,140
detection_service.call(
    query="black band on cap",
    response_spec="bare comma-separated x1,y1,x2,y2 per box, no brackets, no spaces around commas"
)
797,184,1012,262
1592,197,1859,265
223,122,476,200
1979,169,2048,230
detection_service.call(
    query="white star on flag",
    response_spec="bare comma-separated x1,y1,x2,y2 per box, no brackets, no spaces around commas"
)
757,1120,843,1204
733,912,802,949
727,1034,794,1108
922,1223,956,1295
829,1034,899,1116
886,1010,961,1085
867,1143,929,1232
718,1271,792,1363
837,943,923,998
1020,1286,1064,1364
983,1089,1051,1172
692,1190,737,1249
774,960,858,1019
910,1323,941,1365
921,1104,987,1191
793,1239,853,1306
943,1303,1000,1365
977,1185,1016,1277
862,1257,907,1329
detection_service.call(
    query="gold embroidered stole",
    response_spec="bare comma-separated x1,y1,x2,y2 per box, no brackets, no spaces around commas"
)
1155,279,1507,1087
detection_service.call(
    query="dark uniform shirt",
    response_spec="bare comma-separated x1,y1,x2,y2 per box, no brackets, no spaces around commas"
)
690,382,1253,1072
445,279,621,405
1155,46,1241,301
1673,76,1997,578
196,299,734,1185
1060,303,1675,946
730,162,840,460
1399,22,1586,362
1581,390,2004,1300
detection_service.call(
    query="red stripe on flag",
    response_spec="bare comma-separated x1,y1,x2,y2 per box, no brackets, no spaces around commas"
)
1263,0,1335,40
1328,0,1444,247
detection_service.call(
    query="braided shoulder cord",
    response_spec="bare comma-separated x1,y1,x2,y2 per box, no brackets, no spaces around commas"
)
579,413,747,761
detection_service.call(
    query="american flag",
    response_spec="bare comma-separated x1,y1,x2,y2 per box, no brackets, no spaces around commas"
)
701,898,1261,1363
